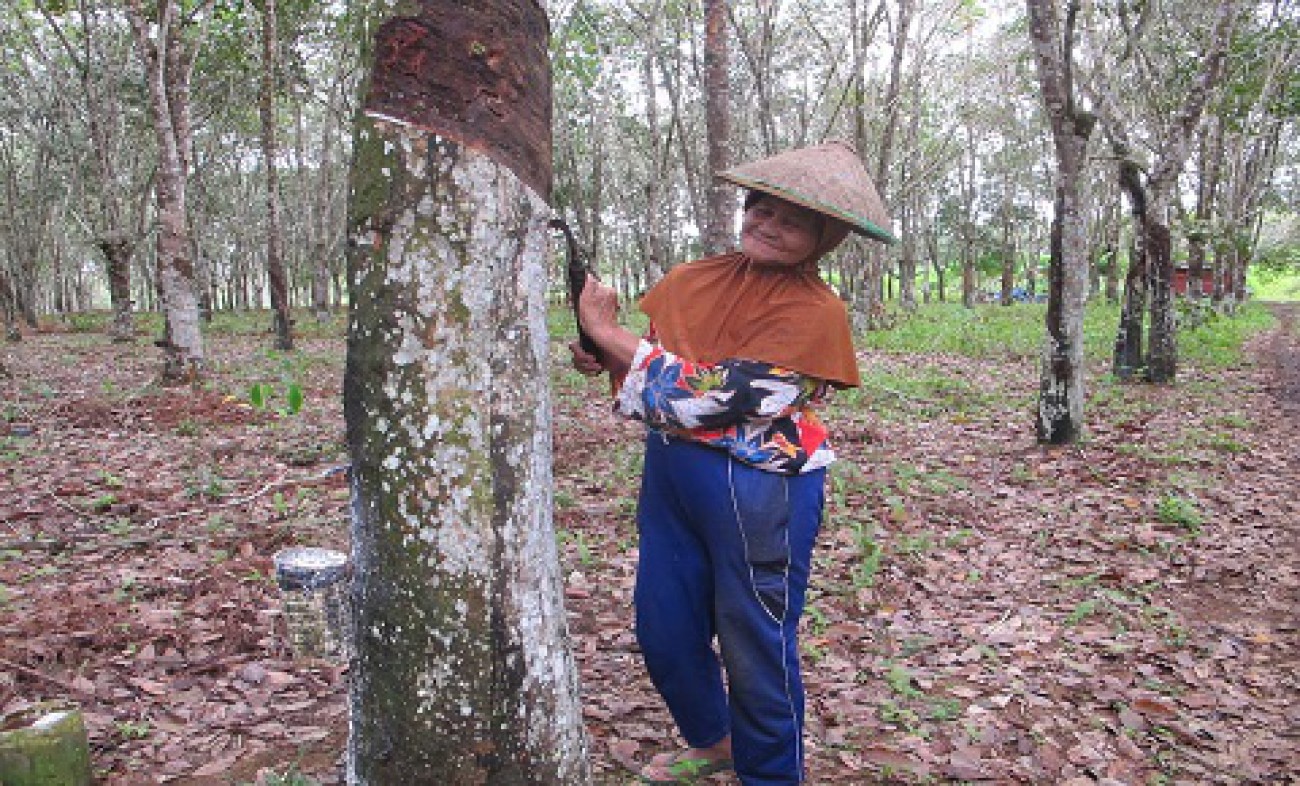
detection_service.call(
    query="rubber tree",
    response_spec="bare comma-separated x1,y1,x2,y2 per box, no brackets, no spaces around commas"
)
1090,0,1239,384
701,0,732,255
124,0,211,382
36,3,146,342
1026,0,1095,444
258,0,293,350
343,1,590,782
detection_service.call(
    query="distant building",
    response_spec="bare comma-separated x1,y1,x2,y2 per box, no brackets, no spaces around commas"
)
1171,266,1223,297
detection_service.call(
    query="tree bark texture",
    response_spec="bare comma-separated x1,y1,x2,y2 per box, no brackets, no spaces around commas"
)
1027,0,1092,445
1144,216,1177,383
639,7,667,287
701,0,732,255
344,2,589,782
0,270,19,342
261,0,293,350
100,237,135,342
125,0,205,382
1186,116,1222,303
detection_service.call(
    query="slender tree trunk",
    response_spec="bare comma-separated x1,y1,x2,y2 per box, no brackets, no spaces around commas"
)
1027,0,1093,444
1099,190,1121,304
855,0,911,329
0,269,19,342
345,2,589,781
1113,160,1147,379
1186,116,1220,303
100,237,135,341
701,0,732,254
897,197,917,311
260,0,292,349
641,7,667,285
1144,211,1177,383
959,126,978,309
126,0,205,382
1104,243,1121,304
1000,179,1016,306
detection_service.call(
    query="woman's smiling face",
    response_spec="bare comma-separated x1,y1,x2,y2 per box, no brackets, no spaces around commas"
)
739,195,824,266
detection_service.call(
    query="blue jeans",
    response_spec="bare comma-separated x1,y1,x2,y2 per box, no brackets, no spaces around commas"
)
635,433,824,786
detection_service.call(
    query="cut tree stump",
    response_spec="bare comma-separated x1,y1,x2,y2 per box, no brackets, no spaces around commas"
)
0,702,91,786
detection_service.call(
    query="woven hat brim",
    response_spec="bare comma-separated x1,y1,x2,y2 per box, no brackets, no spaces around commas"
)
720,170,899,245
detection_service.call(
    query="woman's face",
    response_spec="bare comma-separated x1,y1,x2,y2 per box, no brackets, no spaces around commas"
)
739,195,824,266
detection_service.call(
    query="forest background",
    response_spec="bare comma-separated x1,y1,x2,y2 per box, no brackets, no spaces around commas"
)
1,0,1298,784
0,0,1296,334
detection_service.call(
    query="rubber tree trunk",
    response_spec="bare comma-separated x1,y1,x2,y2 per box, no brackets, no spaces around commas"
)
701,0,732,255
343,2,589,782
1145,216,1177,383
311,241,332,321
1113,160,1148,379
0,270,20,342
260,0,293,351
1027,0,1093,444
126,0,205,382
101,237,135,341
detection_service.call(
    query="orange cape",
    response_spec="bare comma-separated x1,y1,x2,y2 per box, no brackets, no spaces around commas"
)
638,252,861,389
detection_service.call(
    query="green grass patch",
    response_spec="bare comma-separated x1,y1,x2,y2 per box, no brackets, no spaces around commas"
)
840,365,1009,421
1248,269,1300,302
856,302,1119,361
855,300,1274,373
1178,302,1276,368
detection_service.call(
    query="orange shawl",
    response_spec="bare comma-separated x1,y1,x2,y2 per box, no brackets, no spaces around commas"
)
638,252,861,389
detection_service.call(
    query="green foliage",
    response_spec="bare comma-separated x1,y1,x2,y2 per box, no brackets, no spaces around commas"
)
1156,494,1204,535
852,520,884,588
1065,598,1101,626
249,382,267,409
241,766,319,786
884,663,923,699
248,379,305,415
175,418,202,437
286,382,304,414
184,467,228,500
1179,302,1275,368
67,311,106,332
113,719,152,740
1248,265,1300,301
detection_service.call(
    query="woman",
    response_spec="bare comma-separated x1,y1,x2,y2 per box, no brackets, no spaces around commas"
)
572,141,894,785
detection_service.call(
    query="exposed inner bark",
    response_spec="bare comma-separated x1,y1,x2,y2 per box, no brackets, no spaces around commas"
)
366,0,552,199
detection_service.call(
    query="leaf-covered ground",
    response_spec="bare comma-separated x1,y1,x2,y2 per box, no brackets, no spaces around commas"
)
1,305,1296,785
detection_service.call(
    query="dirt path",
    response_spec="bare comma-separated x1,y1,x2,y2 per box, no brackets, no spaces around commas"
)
1262,302,1300,415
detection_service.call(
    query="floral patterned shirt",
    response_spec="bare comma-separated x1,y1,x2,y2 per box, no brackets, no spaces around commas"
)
614,339,835,475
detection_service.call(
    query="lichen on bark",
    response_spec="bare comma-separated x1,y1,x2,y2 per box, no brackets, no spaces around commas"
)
344,111,589,783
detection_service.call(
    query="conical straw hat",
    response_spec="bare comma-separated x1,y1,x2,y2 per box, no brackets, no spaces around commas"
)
718,141,897,245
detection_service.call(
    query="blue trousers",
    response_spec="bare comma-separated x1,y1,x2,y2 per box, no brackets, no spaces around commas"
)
635,434,824,786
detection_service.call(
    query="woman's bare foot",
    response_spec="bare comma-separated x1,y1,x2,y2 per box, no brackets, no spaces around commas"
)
640,737,733,783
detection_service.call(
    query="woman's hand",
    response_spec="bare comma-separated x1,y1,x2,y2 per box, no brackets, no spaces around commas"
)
577,276,620,343
569,340,605,377
574,276,639,377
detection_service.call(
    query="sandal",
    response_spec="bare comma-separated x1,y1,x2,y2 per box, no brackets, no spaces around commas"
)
639,751,733,784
